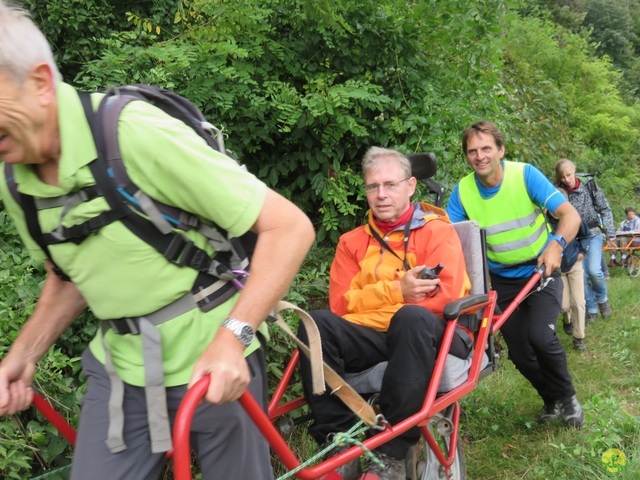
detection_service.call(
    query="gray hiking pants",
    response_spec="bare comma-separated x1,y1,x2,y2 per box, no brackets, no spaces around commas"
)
69,347,274,480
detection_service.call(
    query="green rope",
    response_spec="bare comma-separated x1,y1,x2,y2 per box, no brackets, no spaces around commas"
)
276,421,385,480
30,464,72,480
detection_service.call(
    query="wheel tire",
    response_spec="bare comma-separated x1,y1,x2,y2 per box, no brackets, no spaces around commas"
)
412,415,466,480
416,439,465,480
629,257,640,277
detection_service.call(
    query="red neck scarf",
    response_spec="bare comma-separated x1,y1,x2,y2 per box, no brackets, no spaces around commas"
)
373,204,414,235
566,178,581,193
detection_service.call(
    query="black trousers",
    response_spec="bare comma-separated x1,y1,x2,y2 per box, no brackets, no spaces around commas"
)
297,305,469,459
492,270,576,404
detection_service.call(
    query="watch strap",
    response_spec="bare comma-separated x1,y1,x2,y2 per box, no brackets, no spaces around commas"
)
221,317,255,346
550,234,567,250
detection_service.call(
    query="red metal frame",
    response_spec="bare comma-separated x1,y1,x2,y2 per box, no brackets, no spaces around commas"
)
172,291,498,480
422,402,461,471
31,392,77,446
492,271,542,332
30,271,545,480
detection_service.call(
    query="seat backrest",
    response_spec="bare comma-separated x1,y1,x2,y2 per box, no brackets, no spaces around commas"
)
451,220,486,295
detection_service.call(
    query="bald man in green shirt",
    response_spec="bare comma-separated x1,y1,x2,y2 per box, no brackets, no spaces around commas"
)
0,2,314,479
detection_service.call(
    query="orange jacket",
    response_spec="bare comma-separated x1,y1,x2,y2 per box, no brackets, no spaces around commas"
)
329,202,471,332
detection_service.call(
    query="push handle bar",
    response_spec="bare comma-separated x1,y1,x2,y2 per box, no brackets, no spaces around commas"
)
32,391,77,445
172,376,301,480
172,376,210,479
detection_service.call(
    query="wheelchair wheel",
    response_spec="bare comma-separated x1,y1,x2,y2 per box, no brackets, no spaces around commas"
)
628,256,640,277
627,259,635,276
407,409,466,480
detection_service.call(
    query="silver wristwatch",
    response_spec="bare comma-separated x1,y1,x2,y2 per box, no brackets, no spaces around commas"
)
221,317,255,347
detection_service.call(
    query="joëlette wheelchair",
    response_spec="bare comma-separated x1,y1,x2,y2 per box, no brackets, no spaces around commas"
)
603,232,640,277
31,153,544,480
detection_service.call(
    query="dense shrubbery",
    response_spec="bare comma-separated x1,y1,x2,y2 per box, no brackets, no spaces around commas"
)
2,0,640,477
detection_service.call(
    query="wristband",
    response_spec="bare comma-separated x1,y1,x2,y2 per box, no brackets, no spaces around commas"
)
550,234,567,250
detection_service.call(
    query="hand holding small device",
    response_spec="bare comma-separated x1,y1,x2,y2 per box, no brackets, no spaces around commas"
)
418,263,444,296
419,263,444,280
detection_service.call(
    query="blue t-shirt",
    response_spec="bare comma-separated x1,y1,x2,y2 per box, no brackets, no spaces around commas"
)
446,162,566,278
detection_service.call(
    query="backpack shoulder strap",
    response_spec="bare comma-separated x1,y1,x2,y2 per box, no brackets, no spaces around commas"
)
83,88,246,282
3,163,71,280
4,162,19,205
586,178,600,212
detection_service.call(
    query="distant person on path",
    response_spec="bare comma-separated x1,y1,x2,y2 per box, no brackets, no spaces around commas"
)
560,251,588,350
552,188,589,351
610,207,640,266
447,121,585,427
555,159,615,323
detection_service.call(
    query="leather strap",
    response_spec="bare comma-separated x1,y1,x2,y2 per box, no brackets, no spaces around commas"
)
272,301,379,427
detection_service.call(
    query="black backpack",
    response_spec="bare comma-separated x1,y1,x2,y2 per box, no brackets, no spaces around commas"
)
576,174,605,230
4,85,255,311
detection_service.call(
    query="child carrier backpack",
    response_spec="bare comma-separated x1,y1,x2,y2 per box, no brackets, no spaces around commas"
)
4,85,255,311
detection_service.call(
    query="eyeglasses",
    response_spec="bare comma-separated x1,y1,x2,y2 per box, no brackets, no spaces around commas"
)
364,178,410,194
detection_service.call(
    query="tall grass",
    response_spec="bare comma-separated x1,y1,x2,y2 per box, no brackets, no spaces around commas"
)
462,268,640,479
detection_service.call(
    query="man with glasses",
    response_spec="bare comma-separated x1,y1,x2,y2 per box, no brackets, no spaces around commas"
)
297,147,471,480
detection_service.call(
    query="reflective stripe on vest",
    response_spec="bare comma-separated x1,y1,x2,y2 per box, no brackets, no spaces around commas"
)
458,161,548,266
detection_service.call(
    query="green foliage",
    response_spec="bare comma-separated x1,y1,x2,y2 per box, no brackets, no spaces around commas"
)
22,0,182,82
69,0,521,238
284,246,333,311
583,0,638,69
499,13,640,203
15,0,640,234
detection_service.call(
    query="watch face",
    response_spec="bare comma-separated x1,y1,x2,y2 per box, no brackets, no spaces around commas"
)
239,325,255,345
223,318,255,346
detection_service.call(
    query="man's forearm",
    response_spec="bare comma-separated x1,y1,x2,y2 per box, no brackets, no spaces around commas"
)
555,203,581,243
226,191,314,329
8,269,86,364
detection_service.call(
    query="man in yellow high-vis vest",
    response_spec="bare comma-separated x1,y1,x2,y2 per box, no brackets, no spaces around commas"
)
447,121,585,428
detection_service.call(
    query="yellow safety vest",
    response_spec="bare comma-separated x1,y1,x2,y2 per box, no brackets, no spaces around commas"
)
458,161,549,266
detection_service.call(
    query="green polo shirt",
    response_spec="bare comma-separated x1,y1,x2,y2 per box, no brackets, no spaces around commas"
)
0,83,268,387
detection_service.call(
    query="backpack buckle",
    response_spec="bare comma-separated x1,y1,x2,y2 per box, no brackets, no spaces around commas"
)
108,318,140,335
165,235,211,271
165,236,195,266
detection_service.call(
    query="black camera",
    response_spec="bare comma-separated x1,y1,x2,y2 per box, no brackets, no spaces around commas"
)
419,263,444,280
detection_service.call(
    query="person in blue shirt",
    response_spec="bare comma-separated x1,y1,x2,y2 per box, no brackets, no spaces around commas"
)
446,121,585,427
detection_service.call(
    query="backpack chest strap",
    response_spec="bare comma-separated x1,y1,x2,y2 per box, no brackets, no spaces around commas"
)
105,291,198,334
